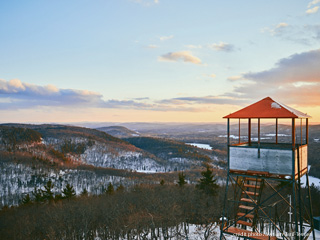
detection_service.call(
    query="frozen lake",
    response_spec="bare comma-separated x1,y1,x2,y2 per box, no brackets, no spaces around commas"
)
186,143,212,150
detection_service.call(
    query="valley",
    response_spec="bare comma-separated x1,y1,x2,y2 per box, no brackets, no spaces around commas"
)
1,122,320,208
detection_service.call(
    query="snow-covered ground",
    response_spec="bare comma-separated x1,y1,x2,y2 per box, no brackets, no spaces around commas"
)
186,143,212,150
92,223,320,240
299,165,320,188
301,174,320,188
136,170,158,173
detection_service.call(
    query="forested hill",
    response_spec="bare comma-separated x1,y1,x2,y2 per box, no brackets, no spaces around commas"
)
97,126,140,138
0,124,223,206
0,124,163,169
0,124,220,171
124,137,213,164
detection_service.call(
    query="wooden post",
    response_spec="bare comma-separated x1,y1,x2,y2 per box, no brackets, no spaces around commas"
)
227,118,230,146
258,118,260,144
306,118,309,145
248,118,251,145
276,118,278,144
227,118,230,170
292,118,295,149
300,118,303,146
239,118,241,144
258,118,260,158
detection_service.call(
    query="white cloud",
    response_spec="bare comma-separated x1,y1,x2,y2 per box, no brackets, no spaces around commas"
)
242,49,320,84
227,75,243,81
229,49,320,106
209,42,234,52
276,22,289,29
0,79,104,109
158,51,202,64
131,0,159,6
262,22,289,36
210,74,216,78
306,6,319,14
308,0,320,8
159,35,174,41
158,96,247,106
146,44,159,48
261,23,320,45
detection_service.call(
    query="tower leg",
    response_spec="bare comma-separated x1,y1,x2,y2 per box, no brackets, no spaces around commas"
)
293,180,299,240
220,173,230,240
305,171,315,240
297,148,303,240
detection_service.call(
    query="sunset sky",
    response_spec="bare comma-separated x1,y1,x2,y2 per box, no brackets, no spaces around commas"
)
1,0,320,123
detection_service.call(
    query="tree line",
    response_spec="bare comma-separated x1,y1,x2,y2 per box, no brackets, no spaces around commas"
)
0,167,222,240
1,166,320,240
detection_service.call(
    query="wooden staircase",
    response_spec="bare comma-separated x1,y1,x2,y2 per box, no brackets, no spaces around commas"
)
223,177,277,240
236,177,262,229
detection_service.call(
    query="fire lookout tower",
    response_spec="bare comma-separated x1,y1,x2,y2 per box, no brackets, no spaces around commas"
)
220,97,315,240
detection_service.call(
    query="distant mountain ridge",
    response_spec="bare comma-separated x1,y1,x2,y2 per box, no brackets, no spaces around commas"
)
0,123,217,172
0,124,165,171
97,126,140,138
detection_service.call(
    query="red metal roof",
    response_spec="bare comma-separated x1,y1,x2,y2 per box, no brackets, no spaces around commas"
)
223,97,311,119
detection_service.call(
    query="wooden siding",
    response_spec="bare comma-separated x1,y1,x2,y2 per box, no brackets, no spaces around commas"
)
295,145,308,177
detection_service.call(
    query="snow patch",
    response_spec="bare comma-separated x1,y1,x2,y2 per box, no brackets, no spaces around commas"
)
186,143,212,150
271,102,281,109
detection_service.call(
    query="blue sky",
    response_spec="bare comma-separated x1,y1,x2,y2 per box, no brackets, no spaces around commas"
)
0,0,320,123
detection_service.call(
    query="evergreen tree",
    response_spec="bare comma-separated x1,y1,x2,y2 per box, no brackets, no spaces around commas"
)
41,180,55,201
196,166,219,195
62,183,76,199
81,188,88,197
21,194,32,205
106,183,114,195
160,179,165,186
32,187,44,203
177,172,187,187
116,184,125,192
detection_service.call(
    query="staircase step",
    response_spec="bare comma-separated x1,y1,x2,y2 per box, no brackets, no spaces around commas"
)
245,177,262,182
243,191,259,196
239,205,254,211
240,198,257,203
244,184,260,189
237,212,254,219
237,220,253,227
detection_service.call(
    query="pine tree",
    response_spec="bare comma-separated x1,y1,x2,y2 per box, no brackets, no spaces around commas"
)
81,188,88,197
160,179,165,186
41,180,55,201
21,194,32,205
106,183,114,195
177,172,187,187
62,183,76,199
196,165,219,195
32,187,44,203
116,184,125,192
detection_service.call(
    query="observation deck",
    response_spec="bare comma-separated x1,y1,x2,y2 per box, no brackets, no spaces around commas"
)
224,97,310,180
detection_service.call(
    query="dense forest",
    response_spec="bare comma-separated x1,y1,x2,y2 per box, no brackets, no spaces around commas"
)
1,172,319,240
0,169,224,240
